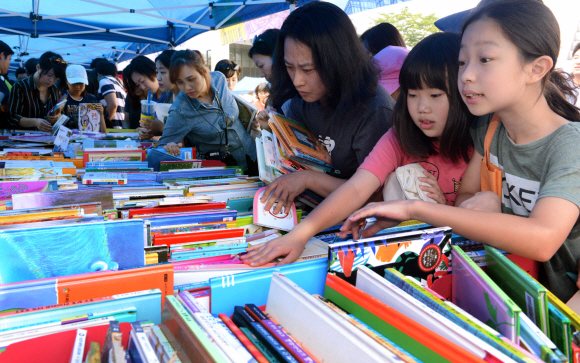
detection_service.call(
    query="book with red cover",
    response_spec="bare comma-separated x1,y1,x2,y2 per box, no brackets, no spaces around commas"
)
0,322,132,362
153,227,245,246
128,202,227,218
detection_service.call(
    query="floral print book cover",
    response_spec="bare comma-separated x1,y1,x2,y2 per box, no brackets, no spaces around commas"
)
328,227,452,288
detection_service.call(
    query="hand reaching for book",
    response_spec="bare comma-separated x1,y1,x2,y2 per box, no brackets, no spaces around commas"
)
340,200,414,239
241,232,308,266
261,171,311,215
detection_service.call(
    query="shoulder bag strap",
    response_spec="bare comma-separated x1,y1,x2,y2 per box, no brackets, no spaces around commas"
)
484,114,501,164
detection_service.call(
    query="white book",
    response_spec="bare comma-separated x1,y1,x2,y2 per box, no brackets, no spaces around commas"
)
253,187,297,232
159,196,213,206
265,273,403,363
355,265,517,363
178,292,254,363
69,329,88,363
255,138,275,183
131,322,160,363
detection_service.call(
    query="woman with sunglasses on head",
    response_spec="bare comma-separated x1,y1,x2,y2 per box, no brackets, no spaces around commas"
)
158,50,257,172
215,60,241,91
8,52,67,132
242,2,396,266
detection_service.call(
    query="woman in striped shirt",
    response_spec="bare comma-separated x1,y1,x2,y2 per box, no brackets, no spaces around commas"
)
8,51,67,131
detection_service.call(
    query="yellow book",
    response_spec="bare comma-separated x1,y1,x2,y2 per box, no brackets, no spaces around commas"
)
0,209,81,224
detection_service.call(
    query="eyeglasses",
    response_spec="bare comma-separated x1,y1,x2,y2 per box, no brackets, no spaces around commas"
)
49,57,68,67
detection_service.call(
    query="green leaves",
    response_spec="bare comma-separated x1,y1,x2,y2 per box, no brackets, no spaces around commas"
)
373,7,439,48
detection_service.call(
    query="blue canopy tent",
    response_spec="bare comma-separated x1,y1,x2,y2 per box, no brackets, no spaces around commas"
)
0,0,312,71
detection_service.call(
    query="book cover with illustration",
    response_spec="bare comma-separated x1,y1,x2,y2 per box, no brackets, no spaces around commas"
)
78,103,101,132
328,227,451,288
253,187,297,231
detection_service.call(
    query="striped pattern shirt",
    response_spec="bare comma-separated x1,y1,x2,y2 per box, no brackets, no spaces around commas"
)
98,76,126,128
8,75,60,129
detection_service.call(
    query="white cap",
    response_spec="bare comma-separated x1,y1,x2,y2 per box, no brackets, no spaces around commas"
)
66,64,88,85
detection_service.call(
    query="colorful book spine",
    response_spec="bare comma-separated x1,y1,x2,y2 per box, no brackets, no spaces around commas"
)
178,292,254,363
245,304,316,363
232,306,298,363
131,322,160,363
152,325,182,363
240,326,281,363
219,314,269,363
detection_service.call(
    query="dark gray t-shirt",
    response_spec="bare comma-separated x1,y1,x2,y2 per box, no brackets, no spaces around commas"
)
282,86,395,179
473,115,580,301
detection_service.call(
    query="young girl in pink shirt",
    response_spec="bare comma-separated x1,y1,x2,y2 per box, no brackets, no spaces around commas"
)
243,32,475,266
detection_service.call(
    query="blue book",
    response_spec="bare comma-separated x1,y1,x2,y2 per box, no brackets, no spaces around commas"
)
0,219,145,284
156,168,236,183
0,289,161,329
147,210,238,228
210,258,327,316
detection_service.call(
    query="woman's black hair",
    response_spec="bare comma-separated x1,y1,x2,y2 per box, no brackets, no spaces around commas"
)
24,58,38,76
574,42,580,57
215,59,241,78
462,1,580,121
248,29,280,58
38,51,67,80
86,69,99,97
360,23,406,56
393,32,473,164
155,49,176,69
269,2,378,119
122,64,141,110
95,60,117,77
129,55,156,81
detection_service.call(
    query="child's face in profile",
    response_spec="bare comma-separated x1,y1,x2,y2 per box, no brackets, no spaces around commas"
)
458,19,530,116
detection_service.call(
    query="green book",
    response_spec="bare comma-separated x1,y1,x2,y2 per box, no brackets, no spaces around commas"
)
485,246,549,335
548,303,572,359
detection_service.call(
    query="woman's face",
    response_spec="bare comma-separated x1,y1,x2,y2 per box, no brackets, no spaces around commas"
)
257,91,268,104
227,73,238,91
252,54,273,82
156,60,173,93
131,71,159,94
573,50,580,81
36,65,58,88
284,38,328,103
175,65,208,99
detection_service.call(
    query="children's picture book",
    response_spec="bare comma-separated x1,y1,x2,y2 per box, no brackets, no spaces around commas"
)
51,114,70,136
53,125,73,153
253,186,297,231
83,150,147,164
233,93,258,131
47,94,67,116
0,181,52,201
451,245,521,343
78,103,101,132
328,226,452,288
82,172,128,185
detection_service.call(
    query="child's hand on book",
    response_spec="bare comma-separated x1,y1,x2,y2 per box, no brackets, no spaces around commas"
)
241,232,308,266
261,171,311,214
418,170,446,204
340,200,414,239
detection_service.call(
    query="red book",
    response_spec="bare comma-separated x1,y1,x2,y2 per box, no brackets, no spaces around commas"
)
219,314,269,363
128,202,227,218
153,227,245,246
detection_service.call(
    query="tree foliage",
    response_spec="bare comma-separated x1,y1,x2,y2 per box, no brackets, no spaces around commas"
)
373,7,439,48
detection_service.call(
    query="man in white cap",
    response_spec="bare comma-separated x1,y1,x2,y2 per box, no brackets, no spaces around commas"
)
63,64,106,132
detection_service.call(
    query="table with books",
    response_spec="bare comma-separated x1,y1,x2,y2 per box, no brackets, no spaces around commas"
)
0,113,577,363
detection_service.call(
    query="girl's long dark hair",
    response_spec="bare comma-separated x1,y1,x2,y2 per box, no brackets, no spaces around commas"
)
462,1,580,121
269,2,378,119
393,32,473,164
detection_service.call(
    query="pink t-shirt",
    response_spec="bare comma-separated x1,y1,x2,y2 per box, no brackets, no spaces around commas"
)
358,129,472,205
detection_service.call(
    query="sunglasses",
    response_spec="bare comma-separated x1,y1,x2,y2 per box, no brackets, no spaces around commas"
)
216,61,239,73
49,57,68,67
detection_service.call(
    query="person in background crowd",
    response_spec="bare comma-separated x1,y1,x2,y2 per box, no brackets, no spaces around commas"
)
136,50,180,140
360,22,406,56
374,45,410,100
214,60,241,91
122,64,146,130
249,29,281,130
572,42,580,106
63,64,106,132
252,83,269,112
130,56,166,102
15,68,28,81
158,49,257,172
8,51,66,132
96,60,126,129
156,49,179,103
243,32,474,266
86,69,100,98
0,41,14,129
24,58,38,77
257,1,395,213
90,57,107,70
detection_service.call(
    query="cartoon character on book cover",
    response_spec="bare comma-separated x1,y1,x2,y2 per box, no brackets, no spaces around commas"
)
79,103,101,132
328,229,451,288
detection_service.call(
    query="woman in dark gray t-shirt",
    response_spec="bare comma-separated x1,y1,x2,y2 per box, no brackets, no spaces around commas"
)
258,1,395,215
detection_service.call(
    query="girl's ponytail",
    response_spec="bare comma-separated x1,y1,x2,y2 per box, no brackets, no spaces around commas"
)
544,70,580,121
